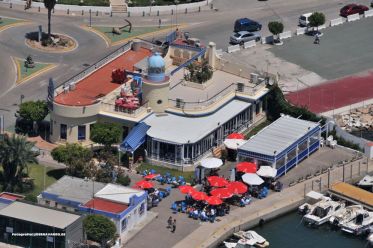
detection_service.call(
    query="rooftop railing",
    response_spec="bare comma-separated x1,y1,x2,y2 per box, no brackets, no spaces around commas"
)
168,82,267,111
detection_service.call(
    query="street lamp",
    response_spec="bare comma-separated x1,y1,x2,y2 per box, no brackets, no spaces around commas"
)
174,0,179,27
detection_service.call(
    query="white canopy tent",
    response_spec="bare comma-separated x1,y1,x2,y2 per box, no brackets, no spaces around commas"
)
223,139,246,150
256,166,277,178
200,158,223,169
241,173,264,185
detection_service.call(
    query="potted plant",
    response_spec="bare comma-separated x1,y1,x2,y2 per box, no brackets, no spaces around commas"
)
268,21,284,45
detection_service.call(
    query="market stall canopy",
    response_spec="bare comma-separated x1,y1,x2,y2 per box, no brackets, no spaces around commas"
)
135,180,154,189
226,181,248,195
241,173,264,186
227,133,245,139
191,191,208,201
207,176,229,187
256,166,277,178
206,196,223,205
144,174,160,180
210,188,233,199
179,185,196,194
200,158,223,169
236,162,257,173
223,139,246,150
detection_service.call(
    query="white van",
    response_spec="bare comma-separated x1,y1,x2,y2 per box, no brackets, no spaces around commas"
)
299,13,312,27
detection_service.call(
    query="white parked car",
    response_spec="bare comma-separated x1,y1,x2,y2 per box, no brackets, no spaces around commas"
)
299,13,312,27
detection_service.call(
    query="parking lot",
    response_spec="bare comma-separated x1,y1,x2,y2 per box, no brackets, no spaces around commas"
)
270,16,373,80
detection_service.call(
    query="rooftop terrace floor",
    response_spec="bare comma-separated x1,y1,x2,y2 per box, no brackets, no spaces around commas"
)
54,47,151,106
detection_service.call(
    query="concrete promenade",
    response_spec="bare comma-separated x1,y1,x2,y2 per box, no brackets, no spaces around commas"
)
174,157,373,248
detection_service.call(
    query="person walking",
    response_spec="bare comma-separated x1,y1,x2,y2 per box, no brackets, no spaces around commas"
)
171,219,176,233
314,33,320,44
167,216,173,229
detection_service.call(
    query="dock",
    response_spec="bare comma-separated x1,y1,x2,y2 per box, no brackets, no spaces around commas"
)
329,181,373,211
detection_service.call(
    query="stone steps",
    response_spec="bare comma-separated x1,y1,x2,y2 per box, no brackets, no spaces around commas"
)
110,0,127,13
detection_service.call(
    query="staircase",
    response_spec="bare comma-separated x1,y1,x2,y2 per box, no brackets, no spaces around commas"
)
110,0,127,13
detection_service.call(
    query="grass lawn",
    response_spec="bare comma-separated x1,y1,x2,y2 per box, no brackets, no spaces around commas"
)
0,17,22,29
16,58,53,83
244,120,271,139
0,164,65,199
136,163,195,182
93,25,172,43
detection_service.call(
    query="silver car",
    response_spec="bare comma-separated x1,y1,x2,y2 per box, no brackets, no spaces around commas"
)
230,31,261,45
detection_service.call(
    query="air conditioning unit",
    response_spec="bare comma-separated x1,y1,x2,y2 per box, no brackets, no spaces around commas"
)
236,82,244,92
175,98,184,108
250,73,259,84
69,82,76,91
63,86,69,94
147,107,152,113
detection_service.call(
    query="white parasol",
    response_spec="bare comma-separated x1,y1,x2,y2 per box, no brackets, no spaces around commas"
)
241,173,264,185
223,139,246,150
256,166,277,178
200,158,223,169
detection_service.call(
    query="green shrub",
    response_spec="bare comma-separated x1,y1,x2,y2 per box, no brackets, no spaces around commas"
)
116,174,131,186
24,194,37,203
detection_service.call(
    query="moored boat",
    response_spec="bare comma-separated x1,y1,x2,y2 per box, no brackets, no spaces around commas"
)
329,205,363,227
303,200,344,226
341,210,373,236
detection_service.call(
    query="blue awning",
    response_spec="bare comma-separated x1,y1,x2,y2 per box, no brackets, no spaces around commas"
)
120,122,150,153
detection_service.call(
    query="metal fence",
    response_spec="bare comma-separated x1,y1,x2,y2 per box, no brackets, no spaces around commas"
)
170,47,206,75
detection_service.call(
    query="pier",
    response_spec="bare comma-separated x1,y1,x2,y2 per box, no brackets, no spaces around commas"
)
329,181,373,210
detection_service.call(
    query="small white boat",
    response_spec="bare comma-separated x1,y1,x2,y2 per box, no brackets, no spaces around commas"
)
329,205,363,227
233,230,269,248
368,233,373,247
303,200,344,226
341,210,373,236
357,175,373,191
298,191,330,215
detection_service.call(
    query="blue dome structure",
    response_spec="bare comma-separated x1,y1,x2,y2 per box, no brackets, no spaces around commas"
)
147,52,166,82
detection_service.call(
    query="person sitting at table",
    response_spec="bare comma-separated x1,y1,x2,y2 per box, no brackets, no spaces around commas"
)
200,210,208,221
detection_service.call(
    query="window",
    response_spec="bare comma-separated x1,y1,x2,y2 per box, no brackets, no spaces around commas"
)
157,100,163,104
62,206,67,211
60,124,67,140
45,200,50,205
78,125,86,140
121,218,127,232
139,203,145,216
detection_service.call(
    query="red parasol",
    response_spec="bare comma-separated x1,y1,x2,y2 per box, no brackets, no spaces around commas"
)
135,180,154,189
191,191,208,201
206,196,223,205
226,181,248,195
236,162,257,173
210,188,233,199
207,176,229,187
227,133,245,139
144,174,160,180
179,185,196,194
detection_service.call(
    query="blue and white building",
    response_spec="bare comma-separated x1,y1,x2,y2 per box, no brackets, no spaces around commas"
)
238,115,322,177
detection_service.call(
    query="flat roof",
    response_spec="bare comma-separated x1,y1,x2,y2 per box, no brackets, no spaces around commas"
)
0,202,81,229
0,202,9,211
239,115,319,156
95,183,145,204
43,176,106,204
330,181,373,208
0,192,24,201
144,100,251,144
54,47,151,106
84,198,128,214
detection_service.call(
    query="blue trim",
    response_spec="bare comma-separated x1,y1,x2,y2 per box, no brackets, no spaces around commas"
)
41,192,82,208
0,198,14,204
120,122,150,152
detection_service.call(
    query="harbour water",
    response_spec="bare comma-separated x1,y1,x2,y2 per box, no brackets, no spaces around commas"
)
250,211,367,248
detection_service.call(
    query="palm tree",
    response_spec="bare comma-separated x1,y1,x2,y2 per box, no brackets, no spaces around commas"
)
0,134,38,191
44,0,57,39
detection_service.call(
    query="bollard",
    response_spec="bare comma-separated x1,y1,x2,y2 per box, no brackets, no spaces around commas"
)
110,11,113,17
210,3,213,9
199,6,201,12
96,10,98,16
10,2,12,8
171,9,173,15
82,10,84,15
185,8,187,14
128,11,130,17
157,10,159,16
67,9,69,15
38,6,41,12
143,11,145,17
52,8,55,13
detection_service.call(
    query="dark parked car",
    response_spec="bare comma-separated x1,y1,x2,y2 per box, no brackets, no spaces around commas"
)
234,18,262,32
340,4,369,17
